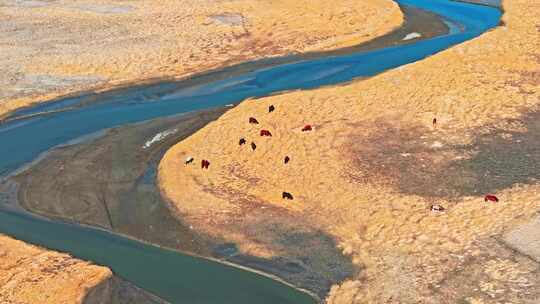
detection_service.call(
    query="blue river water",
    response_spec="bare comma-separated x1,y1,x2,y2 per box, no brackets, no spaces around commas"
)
0,1,500,303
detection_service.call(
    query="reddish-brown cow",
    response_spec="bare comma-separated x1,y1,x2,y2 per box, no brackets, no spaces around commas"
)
260,130,272,137
302,125,312,132
484,194,499,202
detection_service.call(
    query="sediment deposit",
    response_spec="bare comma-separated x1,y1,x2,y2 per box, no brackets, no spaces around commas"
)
160,0,540,302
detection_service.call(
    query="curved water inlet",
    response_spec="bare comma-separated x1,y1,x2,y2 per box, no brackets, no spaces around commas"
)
0,1,501,303
0,0,500,176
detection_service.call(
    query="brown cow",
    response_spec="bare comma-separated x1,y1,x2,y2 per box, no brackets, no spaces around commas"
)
282,192,294,200
260,130,272,137
201,159,210,169
284,156,290,164
249,117,259,124
301,125,312,132
433,118,437,125
484,194,499,202
251,142,257,151
239,138,246,145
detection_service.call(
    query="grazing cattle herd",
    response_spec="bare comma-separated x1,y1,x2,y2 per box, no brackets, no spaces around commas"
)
183,104,313,202
183,108,500,207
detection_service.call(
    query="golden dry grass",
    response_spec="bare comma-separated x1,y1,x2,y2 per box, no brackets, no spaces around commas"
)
0,1,403,301
0,235,111,304
0,0,402,118
159,0,540,302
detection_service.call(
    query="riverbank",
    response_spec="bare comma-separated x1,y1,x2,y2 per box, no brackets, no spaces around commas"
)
0,0,402,119
0,202,168,304
0,234,109,303
0,1,404,302
11,103,355,298
159,0,540,303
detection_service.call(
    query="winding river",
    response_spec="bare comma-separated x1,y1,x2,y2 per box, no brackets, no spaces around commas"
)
0,1,501,303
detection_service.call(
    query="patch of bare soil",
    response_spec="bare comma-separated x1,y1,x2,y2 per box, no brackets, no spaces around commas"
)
429,237,540,304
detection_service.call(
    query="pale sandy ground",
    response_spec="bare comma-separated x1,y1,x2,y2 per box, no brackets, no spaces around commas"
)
0,234,111,304
0,0,402,118
0,0,402,302
160,0,540,302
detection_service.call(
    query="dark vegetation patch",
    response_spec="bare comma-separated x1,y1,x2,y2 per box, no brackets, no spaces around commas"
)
348,111,540,199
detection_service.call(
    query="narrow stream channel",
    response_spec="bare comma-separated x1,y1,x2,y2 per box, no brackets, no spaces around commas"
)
0,1,501,303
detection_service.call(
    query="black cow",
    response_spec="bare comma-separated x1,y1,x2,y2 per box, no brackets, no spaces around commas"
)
282,192,294,200
269,105,275,113
239,138,246,145
284,156,290,164
251,142,257,151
